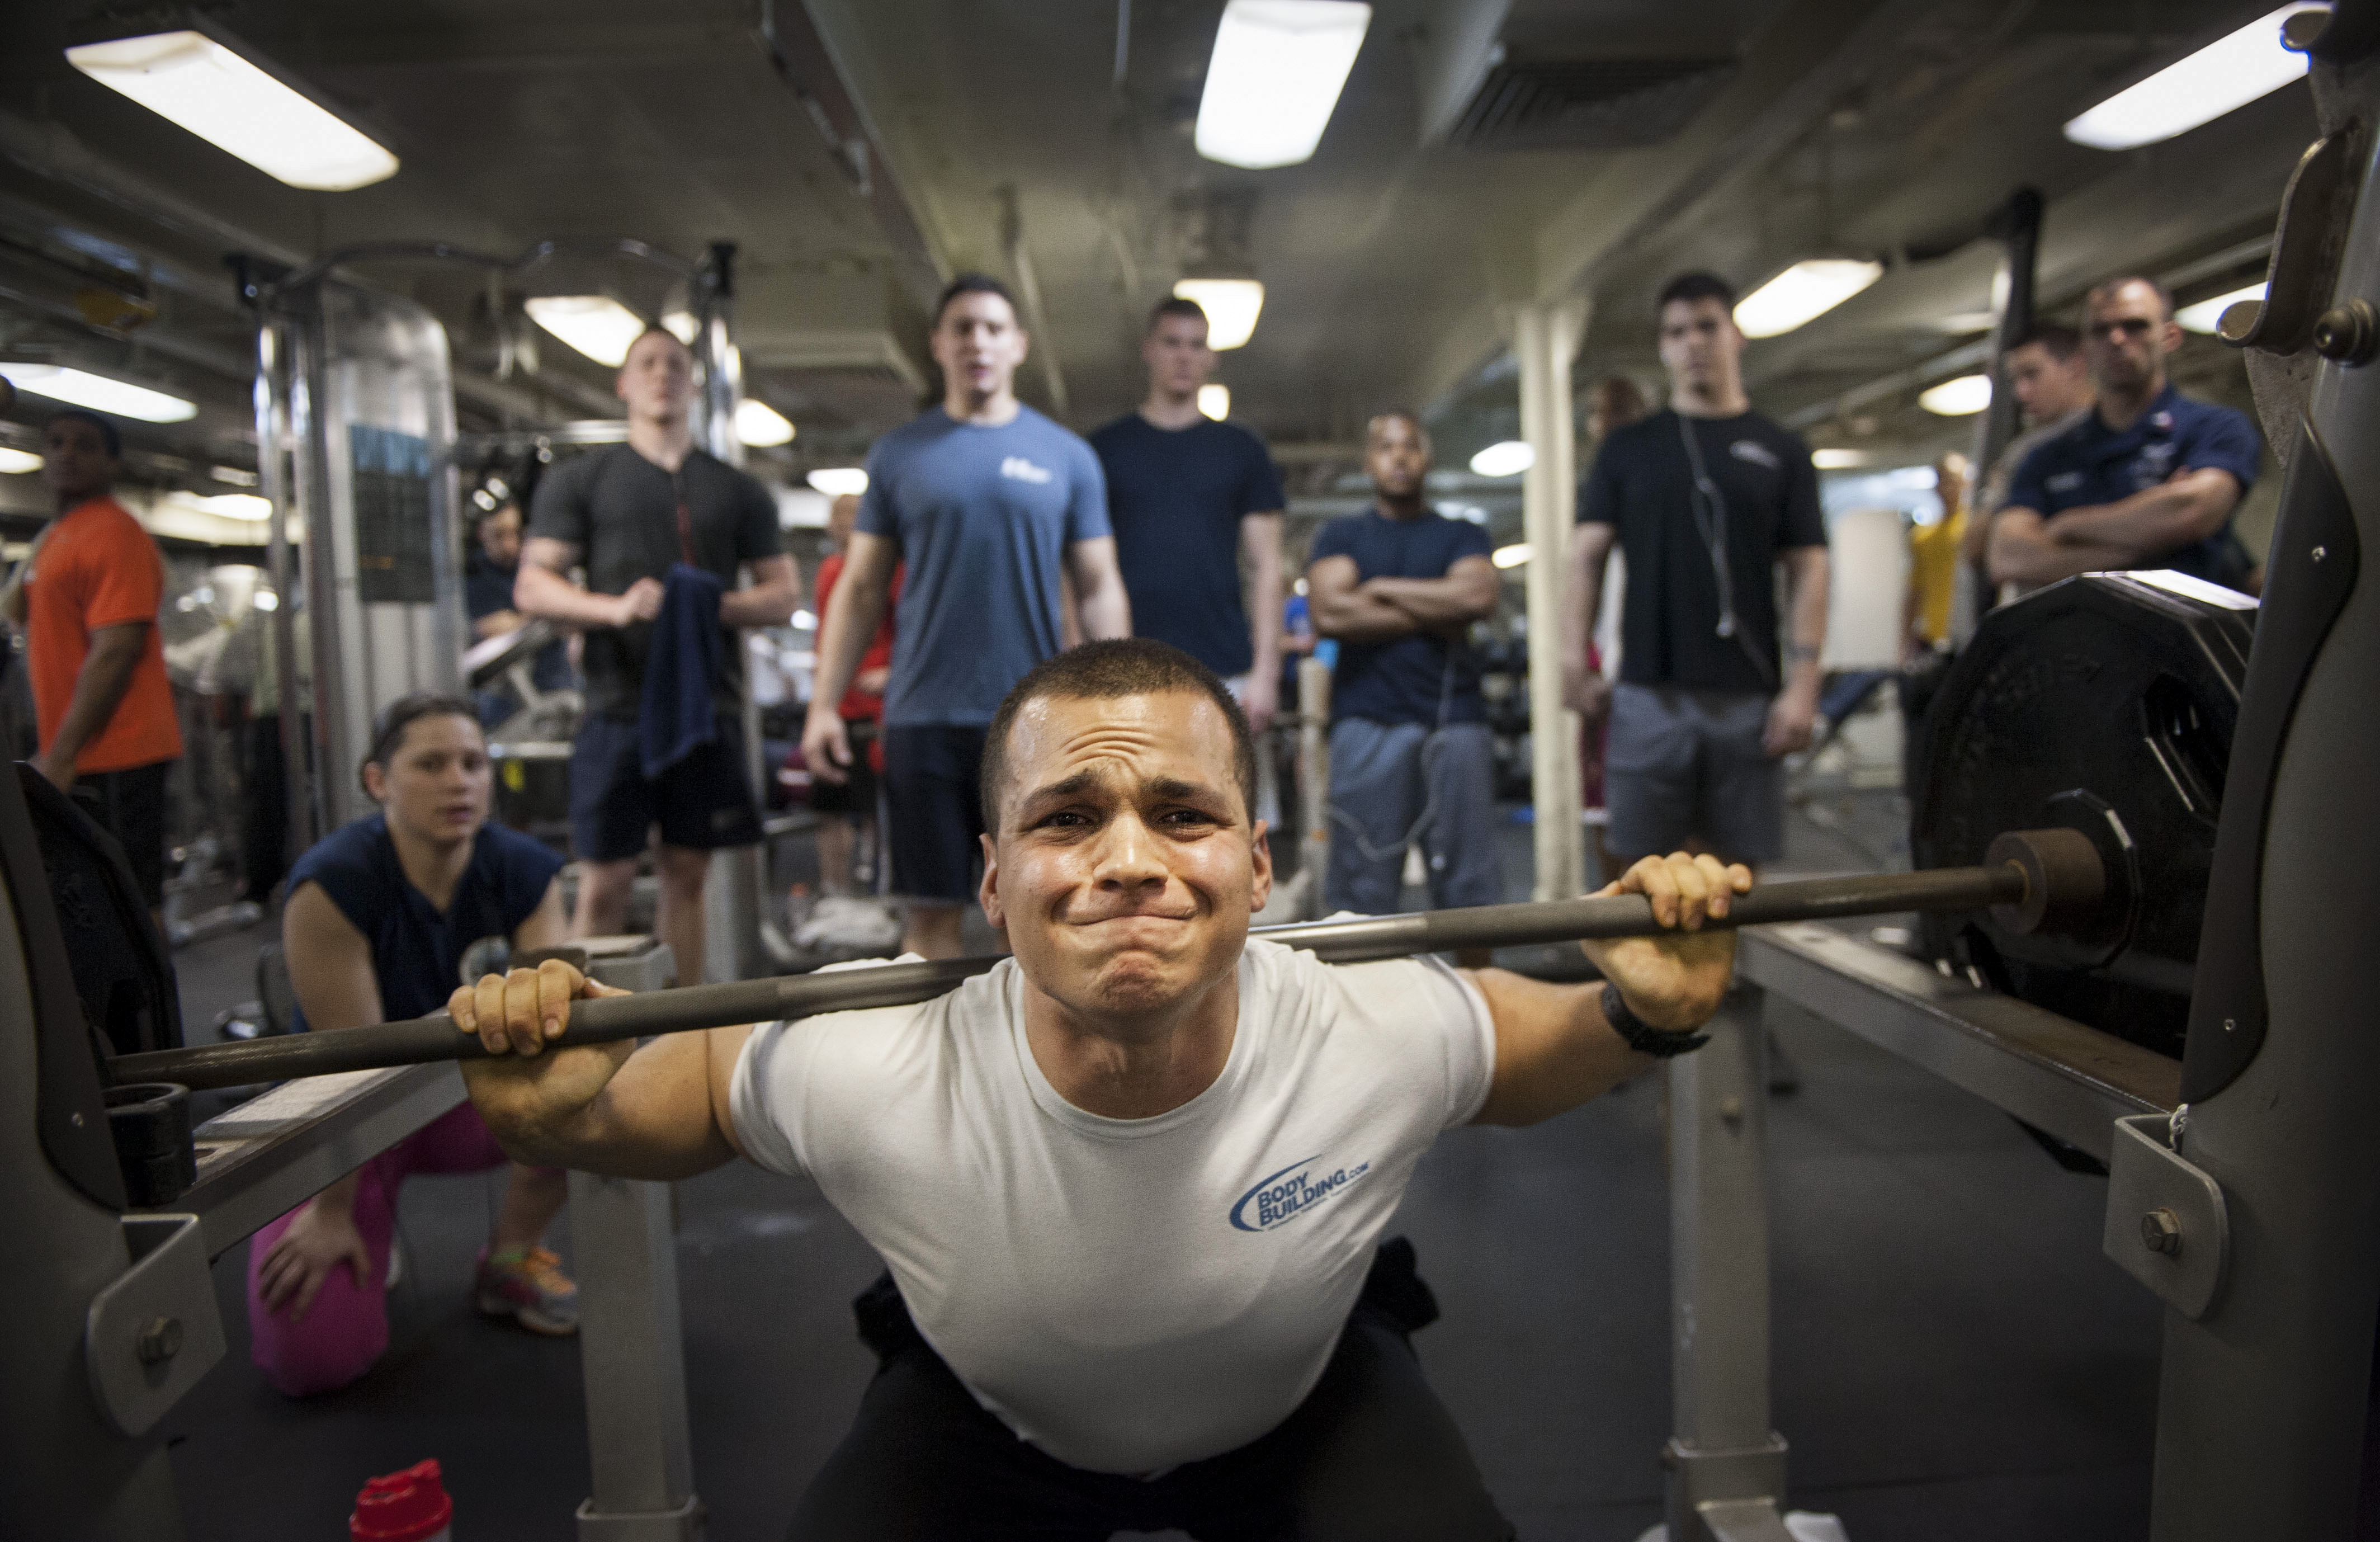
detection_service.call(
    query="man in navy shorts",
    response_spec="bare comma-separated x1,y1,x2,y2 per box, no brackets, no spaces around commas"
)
1986,276,2264,595
518,326,800,981
802,273,1130,959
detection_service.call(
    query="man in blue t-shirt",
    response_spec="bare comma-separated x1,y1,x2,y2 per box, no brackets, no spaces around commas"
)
1307,411,1500,919
1987,276,2264,594
802,273,1131,959
1089,298,1287,731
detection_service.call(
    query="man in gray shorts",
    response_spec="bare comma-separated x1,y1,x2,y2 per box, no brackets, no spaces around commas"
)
1560,272,1830,872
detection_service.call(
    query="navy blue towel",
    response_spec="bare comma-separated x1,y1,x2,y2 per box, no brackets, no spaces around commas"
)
639,562,726,777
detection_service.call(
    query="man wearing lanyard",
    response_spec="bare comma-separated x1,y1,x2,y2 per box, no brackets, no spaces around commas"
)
1987,276,2263,594
517,325,800,982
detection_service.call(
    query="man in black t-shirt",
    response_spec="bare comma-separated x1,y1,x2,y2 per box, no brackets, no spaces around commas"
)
519,326,799,982
1559,272,1830,870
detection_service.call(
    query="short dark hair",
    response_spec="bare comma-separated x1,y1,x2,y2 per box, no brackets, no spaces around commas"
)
360,690,482,796
934,272,1019,329
2010,321,2082,361
1658,271,1737,314
2084,275,2176,321
979,640,1256,834
627,323,692,359
46,408,121,459
1148,296,1210,334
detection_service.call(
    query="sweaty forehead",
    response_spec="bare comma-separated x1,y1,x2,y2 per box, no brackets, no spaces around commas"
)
1002,691,1240,812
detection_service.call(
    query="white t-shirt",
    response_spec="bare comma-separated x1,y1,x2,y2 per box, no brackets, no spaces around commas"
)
728,936,1496,1474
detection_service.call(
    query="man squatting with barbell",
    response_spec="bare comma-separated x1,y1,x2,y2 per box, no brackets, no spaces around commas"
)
451,638,1749,1541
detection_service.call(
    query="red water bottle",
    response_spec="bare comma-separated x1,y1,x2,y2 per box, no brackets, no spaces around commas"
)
350,1459,453,1542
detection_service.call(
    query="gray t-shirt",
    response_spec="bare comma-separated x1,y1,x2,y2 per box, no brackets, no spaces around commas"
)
856,406,1110,727
526,444,782,720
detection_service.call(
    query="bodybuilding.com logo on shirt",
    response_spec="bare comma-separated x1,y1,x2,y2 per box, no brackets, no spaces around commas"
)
1000,456,1054,485
1230,1154,1372,1232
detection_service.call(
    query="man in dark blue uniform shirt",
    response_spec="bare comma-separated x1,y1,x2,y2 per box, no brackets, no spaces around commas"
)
1307,412,1500,921
1090,297,1287,733
1987,276,2264,593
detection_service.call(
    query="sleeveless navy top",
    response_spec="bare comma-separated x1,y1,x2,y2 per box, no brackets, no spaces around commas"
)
286,813,563,1027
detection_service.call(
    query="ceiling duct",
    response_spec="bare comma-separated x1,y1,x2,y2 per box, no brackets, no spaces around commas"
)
1443,53,1739,150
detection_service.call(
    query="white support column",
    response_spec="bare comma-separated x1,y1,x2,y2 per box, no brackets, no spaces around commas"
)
1515,299,1589,903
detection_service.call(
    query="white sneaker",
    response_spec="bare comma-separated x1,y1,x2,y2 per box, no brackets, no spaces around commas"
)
795,895,904,952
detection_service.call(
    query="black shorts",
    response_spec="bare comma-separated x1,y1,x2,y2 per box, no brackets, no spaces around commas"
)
569,714,762,864
788,1240,1512,1541
882,724,987,906
809,719,880,818
74,760,171,910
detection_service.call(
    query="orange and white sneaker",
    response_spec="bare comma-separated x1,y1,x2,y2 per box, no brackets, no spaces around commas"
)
474,1246,579,1336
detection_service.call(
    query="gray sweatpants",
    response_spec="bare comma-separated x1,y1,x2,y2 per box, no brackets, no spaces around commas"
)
1324,719,1502,915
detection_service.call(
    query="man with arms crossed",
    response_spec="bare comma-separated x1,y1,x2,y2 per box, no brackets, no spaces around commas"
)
1090,297,1286,733
517,326,800,982
804,273,1130,960
1561,272,1830,874
4,409,183,924
1307,411,1502,920
455,637,1746,1540
1987,277,2262,594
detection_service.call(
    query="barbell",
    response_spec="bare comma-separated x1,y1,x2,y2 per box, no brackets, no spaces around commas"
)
108,828,2104,1094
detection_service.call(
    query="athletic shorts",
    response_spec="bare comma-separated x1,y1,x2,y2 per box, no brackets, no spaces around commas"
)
1602,683,1785,865
569,713,762,864
74,760,171,910
882,724,987,906
809,719,880,818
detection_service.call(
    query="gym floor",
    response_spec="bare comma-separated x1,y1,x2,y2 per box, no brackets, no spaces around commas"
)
158,799,2159,1541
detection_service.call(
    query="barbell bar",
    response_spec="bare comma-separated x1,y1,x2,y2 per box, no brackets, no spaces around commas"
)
107,829,2100,1095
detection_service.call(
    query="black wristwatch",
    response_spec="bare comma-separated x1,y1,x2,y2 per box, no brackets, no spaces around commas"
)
1603,983,1710,1058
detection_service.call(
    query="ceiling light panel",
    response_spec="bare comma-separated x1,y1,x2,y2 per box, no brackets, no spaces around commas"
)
1469,441,1534,478
0,449,44,475
1734,260,1885,339
2177,282,2268,334
1174,279,1265,350
2064,5,2324,151
1918,374,1993,416
808,468,869,497
1,364,197,423
736,400,796,448
525,296,648,367
65,25,399,191
1195,1,1372,169
1491,544,1531,569
1198,385,1231,421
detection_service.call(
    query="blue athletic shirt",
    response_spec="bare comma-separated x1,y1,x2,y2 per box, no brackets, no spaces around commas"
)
1308,508,1494,727
1088,414,1285,678
856,407,1111,727
285,813,564,1027
2004,384,2264,588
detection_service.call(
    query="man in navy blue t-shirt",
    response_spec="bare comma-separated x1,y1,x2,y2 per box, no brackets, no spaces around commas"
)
1089,298,1287,730
1988,276,2264,593
802,274,1131,959
1307,412,1500,919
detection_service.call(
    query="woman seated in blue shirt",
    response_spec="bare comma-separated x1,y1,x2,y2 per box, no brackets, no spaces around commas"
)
245,691,577,1396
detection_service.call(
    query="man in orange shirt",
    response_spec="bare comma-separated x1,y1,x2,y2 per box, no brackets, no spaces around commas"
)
4,411,183,916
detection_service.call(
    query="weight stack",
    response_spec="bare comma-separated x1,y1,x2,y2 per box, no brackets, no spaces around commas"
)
1911,572,2255,1057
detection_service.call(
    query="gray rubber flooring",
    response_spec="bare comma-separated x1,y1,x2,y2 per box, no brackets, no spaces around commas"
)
157,800,2159,1540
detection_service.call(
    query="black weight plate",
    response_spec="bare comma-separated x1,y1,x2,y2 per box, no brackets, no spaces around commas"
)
1912,573,2254,1057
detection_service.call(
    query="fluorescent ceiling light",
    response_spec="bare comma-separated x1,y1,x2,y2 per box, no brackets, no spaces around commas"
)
525,295,647,366
661,310,701,345
1734,259,1886,339
1919,374,1993,416
252,589,278,611
209,464,259,486
2064,6,2324,151
65,26,398,191
1174,279,1265,349
808,468,869,497
792,609,817,629
196,493,273,521
0,448,43,475
736,400,795,448
1,364,197,423
1194,1,1372,169
1469,440,1534,478
1198,384,1231,421
1491,543,1531,569
2178,281,2268,334
1810,448,1872,469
